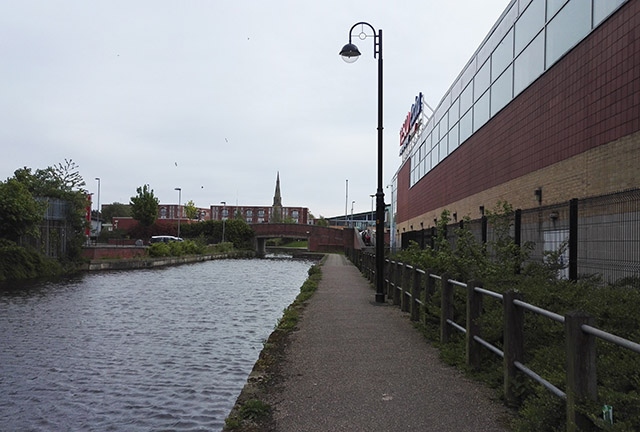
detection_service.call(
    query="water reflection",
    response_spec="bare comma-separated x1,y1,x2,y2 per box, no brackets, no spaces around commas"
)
0,259,312,431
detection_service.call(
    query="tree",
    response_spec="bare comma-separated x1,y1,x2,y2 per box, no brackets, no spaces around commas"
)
52,159,85,192
316,216,329,227
0,178,44,242
130,185,159,227
4,160,89,262
184,200,198,220
101,202,132,222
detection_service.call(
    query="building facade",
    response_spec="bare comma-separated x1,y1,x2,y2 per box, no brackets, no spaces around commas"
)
393,0,638,250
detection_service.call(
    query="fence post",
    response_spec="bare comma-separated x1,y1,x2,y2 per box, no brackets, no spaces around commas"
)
569,198,578,281
440,273,453,343
466,280,483,370
424,269,436,327
401,264,411,312
410,268,422,322
393,262,402,306
565,311,597,432
503,290,524,407
386,259,394,298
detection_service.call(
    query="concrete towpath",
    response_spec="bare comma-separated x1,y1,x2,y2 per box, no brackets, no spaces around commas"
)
267,254,513,431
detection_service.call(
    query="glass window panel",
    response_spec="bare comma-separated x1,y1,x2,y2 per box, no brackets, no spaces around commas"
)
515,0,544,55
594,0,625,26
519,0,533,10
491,28,513,80
449,98,460,125
449,123,459,151
474,60,491,102
421,156,427,178
460,83,473,115
473,91,491,131
547,0,568,19
546,0,591,67
460,110,473,144
514,31,544,95
442,134,449,160
491,65,513,116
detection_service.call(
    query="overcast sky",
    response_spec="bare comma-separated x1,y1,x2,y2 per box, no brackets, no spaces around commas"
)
1,0,510,218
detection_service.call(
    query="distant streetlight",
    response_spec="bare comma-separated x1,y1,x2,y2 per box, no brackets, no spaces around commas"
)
340,21,385,302
351,200,355,228
221,201,226,243
370,194,375,227
175,187,181,238
95,177,101,237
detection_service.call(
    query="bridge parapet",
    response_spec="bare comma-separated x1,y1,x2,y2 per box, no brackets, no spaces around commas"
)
250,223,351,252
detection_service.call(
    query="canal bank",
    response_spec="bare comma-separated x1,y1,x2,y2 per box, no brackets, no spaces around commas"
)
225,254,512,431
83,251,255,271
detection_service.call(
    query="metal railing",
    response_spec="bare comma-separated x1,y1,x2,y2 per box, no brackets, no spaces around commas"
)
346,248,640,431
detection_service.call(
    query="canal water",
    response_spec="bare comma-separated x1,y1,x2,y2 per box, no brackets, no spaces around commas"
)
0,258,314,431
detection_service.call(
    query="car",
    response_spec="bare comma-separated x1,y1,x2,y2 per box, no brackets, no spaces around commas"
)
149,235,183,244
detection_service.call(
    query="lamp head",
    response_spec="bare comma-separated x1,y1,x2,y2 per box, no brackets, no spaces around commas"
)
339,43,361,63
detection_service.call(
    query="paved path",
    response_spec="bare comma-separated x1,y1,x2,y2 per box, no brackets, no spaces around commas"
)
268,254,512,431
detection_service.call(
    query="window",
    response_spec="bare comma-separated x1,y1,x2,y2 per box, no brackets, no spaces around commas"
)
492,28,513,80
449,98,460,124
594,0,625,26
474,91,491,131
246,209,253,217
491,66,513,116
449,122,459,151
546,0,568,19
546,0,591,67
514,31,544,95
474,60,491,101
460,84,473,115
514,0,544,55
460,110,473,144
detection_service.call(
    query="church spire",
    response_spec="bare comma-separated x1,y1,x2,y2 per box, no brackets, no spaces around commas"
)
273,171,282,207
272,172,283,222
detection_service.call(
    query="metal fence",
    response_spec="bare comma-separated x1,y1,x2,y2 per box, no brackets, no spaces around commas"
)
400,189,640,285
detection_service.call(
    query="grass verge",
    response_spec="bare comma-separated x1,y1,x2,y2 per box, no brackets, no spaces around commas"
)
223,258,324,431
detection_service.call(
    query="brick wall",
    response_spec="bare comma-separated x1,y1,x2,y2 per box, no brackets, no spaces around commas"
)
397,1,640,231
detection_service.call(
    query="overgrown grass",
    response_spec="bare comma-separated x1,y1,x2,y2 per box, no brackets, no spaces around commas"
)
224,260,323,431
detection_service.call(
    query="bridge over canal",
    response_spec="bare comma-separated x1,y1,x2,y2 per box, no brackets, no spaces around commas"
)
250,223,357,256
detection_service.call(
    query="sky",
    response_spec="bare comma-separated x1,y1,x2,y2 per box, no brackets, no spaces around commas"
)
1,0,510,218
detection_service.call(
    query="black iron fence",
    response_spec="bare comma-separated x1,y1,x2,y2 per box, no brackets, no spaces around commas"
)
400,188,640,284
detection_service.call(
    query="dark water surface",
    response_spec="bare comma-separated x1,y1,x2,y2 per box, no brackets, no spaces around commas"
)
0,258,313,431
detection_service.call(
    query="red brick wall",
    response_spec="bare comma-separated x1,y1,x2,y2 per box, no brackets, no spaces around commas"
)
398,1,640,223
82,246,147,260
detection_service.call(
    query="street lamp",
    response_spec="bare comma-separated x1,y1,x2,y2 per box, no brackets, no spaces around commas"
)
340,22,385,303
220,201,226,243
174,187,181,238
351,200,355,228
370,193,375,227
95,177,100,237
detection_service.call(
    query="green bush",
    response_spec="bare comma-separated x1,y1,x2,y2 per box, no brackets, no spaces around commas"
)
392,203,640,431
0,241,62,281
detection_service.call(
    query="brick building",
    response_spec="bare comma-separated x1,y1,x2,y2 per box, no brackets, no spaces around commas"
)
392,0,639,256
210,173,309,225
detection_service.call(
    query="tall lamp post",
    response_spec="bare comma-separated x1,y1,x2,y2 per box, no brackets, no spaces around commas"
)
340,21,385,303
174,187,181,238
220,201,226,243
